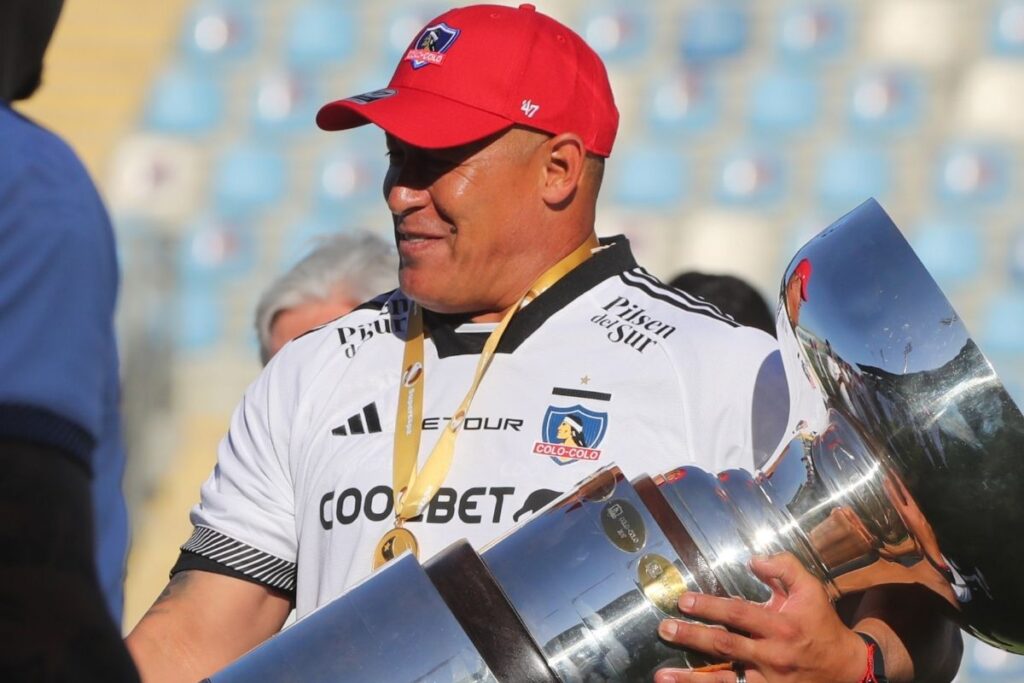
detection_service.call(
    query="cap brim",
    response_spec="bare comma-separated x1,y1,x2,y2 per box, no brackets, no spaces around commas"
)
316,87,514,149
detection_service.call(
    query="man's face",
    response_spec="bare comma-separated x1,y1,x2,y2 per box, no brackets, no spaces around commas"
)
556,418,572,441
785,273,803,327
383,128,549,317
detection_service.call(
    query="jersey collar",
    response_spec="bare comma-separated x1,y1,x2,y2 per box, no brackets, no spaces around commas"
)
424,235,637,358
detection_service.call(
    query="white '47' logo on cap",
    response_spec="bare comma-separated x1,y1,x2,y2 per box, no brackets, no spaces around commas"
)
521,100,540,118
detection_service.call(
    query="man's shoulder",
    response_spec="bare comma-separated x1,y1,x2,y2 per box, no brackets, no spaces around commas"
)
273,290,405,372
0,106,92,191
590,266,744,331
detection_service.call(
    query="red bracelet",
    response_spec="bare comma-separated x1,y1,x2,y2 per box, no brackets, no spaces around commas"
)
856,632,889,683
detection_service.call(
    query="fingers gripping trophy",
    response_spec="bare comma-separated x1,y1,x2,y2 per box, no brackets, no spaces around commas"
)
206,197,1024,682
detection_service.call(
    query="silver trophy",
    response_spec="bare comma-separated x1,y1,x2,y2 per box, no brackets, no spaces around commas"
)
207,199,1024,682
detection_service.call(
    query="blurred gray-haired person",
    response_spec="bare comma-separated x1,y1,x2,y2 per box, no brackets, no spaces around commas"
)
255,232,398,364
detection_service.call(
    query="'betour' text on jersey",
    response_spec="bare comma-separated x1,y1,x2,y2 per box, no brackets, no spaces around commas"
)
591,296,677,353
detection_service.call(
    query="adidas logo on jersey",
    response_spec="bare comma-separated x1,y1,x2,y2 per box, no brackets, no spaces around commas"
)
331,403,383,436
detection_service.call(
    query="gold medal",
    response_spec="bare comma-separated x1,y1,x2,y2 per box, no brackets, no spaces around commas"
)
376,235,601,568
373,526,419,570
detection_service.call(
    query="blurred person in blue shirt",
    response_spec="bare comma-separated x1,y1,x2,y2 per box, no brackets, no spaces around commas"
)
0,0,137,680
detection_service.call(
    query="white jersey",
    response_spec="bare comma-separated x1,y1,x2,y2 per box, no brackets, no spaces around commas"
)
178,238,787,618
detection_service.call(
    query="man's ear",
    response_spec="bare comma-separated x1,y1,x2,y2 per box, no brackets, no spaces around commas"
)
539,133,586,207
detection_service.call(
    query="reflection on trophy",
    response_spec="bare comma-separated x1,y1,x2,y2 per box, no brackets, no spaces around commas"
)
206,199,1024,682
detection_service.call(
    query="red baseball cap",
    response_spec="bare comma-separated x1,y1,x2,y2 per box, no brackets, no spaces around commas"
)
316,3,619,157
793,258,813,301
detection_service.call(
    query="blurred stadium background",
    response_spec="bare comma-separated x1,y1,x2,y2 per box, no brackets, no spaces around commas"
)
16,0,1024,679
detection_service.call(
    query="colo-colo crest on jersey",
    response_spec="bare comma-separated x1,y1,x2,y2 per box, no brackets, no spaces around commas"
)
533,404,608,465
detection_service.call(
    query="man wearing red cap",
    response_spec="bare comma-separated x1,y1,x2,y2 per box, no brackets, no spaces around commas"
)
126,5,960,683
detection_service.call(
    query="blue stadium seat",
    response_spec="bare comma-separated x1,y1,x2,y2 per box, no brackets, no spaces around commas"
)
580,6,651,62
990,1,1024,56
144,67,224,135
935,143,1011,206
648,70,720,136
817,144,891,208
178,214,257,282
177,283,224,352
680,2,750,63
250,69,321,135
715,145,787,207
213,143,287,216
981,292,1024,355
610,146,688,208
286,1,355,68
909,218,982,290
848,68,924,134
314,142,389,212
179,0,256,64
777,2,849,63
749,69,820,133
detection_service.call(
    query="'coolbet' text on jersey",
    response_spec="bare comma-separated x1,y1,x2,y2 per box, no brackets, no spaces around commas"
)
174,237,786,618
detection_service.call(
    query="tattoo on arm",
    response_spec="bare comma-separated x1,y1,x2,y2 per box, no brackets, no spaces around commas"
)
144,572,193,618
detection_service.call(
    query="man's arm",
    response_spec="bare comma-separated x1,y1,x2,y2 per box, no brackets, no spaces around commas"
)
125,569,291,683
841,583,963,683
0,441,139,682
654,553,963,683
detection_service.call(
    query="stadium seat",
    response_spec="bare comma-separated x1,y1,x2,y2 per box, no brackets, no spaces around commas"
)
177,283,225,352
108,135,204,222
864,0,960,69
680,2,750,63
817,144,891,208
777,2,849,63
314,142,389,212
212,143,287,216
849,68,924,133
144,67,224,135
286,1,355,68
953,61,1024,141
990,0,1024,56
610,146,688,208
179,0,256,64
251,69,321,135
715,145,787,207
935,143,1011,206
178,214,257,282
648,70,720,136
580,6,651,62
909,218,982,290
981,292,1024,355
749,69,820,133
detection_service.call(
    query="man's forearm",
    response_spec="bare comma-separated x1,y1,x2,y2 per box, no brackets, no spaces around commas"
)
126,568,293,682
849,585,963,683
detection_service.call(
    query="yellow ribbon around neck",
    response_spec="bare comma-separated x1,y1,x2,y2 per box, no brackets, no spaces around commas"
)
391,234,601,521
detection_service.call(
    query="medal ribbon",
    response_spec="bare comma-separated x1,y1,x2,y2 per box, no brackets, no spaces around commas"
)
391,234,601,521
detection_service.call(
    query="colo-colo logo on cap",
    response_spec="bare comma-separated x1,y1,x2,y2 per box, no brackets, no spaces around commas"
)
534,404,608,466
405,22,461,69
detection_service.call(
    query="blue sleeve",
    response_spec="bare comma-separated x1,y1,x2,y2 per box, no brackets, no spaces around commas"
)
0,119,119,470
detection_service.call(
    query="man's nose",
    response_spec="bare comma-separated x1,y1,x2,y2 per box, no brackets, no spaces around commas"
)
384,164,430,216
